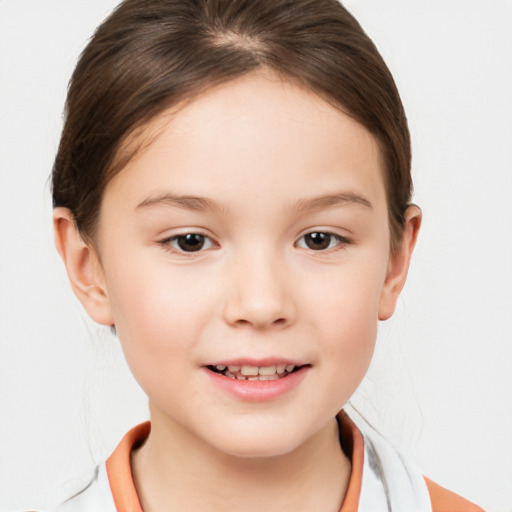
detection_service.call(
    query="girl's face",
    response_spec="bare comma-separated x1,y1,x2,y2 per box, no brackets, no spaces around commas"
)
86,72,412,458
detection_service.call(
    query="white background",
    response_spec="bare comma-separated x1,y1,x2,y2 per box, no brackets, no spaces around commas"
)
1,1,511,510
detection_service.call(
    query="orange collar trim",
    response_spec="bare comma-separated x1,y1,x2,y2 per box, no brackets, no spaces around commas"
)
106,421,149,512
105,411,363,511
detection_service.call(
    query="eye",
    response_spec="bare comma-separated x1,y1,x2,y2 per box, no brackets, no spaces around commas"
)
164,233,215,252
296,232,346,251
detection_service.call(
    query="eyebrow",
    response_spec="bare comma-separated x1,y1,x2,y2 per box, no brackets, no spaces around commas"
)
136,191,372,213
293,192,372,211
136,193,225,213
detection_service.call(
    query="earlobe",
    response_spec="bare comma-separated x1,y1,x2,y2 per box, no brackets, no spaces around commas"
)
378,205,422,321
53,207,114,326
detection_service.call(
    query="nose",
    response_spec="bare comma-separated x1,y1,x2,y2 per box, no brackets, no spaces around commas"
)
222,251,295,330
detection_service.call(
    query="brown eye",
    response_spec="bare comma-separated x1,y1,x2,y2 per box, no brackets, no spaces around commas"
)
173,234,209,252
304,232,331,250
297,232,346,251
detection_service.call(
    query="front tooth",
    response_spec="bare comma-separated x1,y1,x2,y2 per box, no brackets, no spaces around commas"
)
258,365,277,376
277,364,286,373
241,365,259,376
228,365,241,372
285,364,295,372
259,374,279,381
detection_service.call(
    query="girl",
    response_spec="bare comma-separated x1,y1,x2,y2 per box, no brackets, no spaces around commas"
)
3,0,508,510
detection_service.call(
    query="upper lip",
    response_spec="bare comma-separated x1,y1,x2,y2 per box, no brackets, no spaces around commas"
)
205,358,308,368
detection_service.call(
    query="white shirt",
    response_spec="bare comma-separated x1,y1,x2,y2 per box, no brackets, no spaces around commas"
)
18,412,433,512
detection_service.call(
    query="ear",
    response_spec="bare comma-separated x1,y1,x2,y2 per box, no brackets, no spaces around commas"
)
53,207,114,326
378,205,422,321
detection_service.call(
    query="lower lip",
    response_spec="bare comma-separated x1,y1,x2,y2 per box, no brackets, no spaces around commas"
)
203,367,309,402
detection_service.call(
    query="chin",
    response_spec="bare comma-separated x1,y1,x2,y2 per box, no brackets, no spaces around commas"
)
218,438,299,459
204,423,308,459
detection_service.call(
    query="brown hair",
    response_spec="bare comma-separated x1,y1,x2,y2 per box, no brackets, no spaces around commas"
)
52,0,412,249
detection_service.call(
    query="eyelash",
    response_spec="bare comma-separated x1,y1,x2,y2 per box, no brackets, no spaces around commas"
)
159,233,217,254
158,230,351,255
295,231,351,252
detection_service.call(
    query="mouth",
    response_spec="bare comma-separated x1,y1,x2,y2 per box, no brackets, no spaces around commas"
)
206,363,307,381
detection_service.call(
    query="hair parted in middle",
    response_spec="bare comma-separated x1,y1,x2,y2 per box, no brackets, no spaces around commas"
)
52,0,412,249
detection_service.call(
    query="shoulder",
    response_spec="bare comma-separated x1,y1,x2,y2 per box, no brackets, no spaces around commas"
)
340,410,485,512
425,477,485,512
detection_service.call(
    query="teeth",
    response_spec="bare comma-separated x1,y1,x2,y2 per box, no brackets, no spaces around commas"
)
240,365,259,376
258,374,279,381
258,365,277,376
214,363,300,379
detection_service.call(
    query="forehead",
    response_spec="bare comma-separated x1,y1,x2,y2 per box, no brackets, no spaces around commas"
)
105,71,386,214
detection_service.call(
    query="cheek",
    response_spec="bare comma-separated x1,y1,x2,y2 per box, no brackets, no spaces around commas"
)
103,253,217,362
318,302,378,407
320,292,378,368
102,257,218,411
305,259,386,381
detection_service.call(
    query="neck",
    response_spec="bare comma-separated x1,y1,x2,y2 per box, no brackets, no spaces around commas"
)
132,408,351,512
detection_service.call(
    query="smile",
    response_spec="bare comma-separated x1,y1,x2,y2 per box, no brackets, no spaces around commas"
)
207,364,302,381
203,361,310,401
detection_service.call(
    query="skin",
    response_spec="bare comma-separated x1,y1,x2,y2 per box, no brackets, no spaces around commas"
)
54,71,421,511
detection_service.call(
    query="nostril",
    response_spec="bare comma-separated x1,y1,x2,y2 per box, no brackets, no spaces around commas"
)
232,316,287,329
